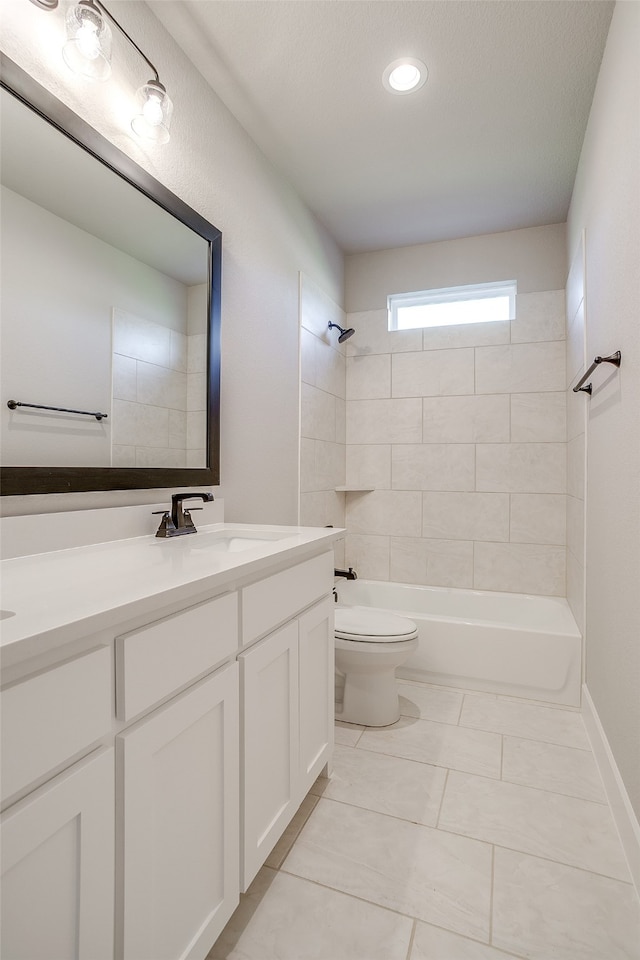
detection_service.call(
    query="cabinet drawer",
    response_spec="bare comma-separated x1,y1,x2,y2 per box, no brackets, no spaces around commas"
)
1,646,112,803
116,592,237,721
241,551,333,647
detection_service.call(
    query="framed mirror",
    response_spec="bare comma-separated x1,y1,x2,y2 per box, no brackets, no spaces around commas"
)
0,55,221,496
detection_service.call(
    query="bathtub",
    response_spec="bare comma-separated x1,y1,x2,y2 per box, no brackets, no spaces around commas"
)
335,580,582,707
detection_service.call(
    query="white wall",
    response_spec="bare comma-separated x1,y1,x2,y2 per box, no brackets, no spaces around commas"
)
567,1,640,820
0,0,343,520
346,224,567,313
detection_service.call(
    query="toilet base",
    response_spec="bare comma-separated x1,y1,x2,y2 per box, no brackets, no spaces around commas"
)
336,669,401,726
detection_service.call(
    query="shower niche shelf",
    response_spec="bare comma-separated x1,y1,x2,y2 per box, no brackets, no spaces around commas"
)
335,486,374,492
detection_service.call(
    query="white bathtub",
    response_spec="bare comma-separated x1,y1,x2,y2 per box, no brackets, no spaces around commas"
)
335,580,582,707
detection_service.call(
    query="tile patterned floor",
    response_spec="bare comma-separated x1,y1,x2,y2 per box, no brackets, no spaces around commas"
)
208,680,640,960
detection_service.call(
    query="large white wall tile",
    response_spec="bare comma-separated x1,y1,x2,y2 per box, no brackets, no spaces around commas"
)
475,341,566,394
566,388,587,442
566,494,585,560
510,393,566,442
392,349,475,398
512,290,566,343
423,395,509,443
567,299,587,385
299,490,345,528
422,320,510,350
347,399,422,444
347,490,422,537
136,361,187,411
113,309,172,367
392,444,475,491
335,398,346,444
168,409,186,449
112,354,136,401
346,310,422,355
347,354,391,399
344,533,390,580
112,399,168,447
170,330,187,373
346,445,391,489
474,542,566,596
510,494,566,545
301,383,336,441
476,443,566,493
389,537,474,588
422,492,509,542
566,550,585,635
567,434,585,499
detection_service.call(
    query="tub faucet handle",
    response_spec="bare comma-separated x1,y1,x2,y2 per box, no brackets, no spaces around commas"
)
334,567,358,580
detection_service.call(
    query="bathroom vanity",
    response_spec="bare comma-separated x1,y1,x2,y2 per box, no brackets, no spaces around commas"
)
0,518,341,960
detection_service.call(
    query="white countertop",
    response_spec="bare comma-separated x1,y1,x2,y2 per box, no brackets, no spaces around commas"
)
0,523,343,667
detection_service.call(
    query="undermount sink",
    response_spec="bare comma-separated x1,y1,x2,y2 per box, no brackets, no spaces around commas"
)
188,529,292,552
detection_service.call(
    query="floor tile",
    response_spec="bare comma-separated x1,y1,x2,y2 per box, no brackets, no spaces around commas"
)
357,715,502,778
309,743,447,826
459,694,590,749
439,771,631,881
283,797,493,942
265,792,319,869
206,866,413,960
492,847,640,960
398,681,463,723
502,736,607,802
335,720,365,746
410,921,524,960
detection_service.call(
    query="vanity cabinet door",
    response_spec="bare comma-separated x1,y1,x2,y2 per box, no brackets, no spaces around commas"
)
239,620,299,891
117,663,239,960
298,597,334,797
1,747,114,960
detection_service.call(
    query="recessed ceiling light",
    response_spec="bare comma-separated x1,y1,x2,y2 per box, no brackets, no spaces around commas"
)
382,58,428,95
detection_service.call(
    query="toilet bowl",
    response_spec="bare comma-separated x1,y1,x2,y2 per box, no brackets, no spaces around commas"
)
334,606,418,727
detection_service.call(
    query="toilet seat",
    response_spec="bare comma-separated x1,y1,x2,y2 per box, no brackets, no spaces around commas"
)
335,606,418,644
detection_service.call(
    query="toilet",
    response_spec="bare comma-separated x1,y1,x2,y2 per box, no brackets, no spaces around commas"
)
334,606,418,727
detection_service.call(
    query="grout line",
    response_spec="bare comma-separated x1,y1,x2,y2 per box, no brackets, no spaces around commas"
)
405,919,417,960
435,768,450,829
489,844,496,945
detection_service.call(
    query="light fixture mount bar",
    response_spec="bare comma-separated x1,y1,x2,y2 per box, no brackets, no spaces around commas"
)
86,0,161,83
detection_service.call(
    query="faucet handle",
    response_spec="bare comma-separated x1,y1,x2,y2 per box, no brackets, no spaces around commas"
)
152,511,177,538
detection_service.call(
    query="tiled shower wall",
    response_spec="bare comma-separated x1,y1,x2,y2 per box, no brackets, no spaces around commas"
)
566,238,587,633
299,274,347,563
343,291,568,596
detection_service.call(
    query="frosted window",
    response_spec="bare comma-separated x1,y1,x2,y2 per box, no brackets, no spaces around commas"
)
388,280,516,331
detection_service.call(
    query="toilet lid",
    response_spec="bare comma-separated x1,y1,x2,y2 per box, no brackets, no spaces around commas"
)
335,606,418,643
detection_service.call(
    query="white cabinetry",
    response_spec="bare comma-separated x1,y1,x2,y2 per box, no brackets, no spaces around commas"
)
1,747,115,960
117,664,239,960
1,538,337,960
240,594,333,891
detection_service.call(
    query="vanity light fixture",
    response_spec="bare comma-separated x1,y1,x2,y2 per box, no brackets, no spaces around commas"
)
44,0,173,143
382,58,428,95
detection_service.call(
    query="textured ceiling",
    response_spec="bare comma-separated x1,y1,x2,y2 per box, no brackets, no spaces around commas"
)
149,0,614,254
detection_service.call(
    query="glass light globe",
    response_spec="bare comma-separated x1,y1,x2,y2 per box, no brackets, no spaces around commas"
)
131,81,173,145
62,1,112,80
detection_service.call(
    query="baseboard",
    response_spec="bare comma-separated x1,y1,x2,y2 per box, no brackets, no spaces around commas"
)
582,684,640,897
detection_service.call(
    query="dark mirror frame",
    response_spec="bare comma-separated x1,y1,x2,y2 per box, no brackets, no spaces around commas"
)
0,54,221,496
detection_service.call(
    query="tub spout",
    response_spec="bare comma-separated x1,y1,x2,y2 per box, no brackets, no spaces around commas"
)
334,567,358,580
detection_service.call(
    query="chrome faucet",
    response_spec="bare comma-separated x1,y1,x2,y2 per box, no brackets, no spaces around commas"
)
153,492,214,538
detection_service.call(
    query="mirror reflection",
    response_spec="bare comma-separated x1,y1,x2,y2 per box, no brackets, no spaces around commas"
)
1,85,210,470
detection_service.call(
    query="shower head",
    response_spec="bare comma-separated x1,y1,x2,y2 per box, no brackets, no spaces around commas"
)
328,322,356,343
